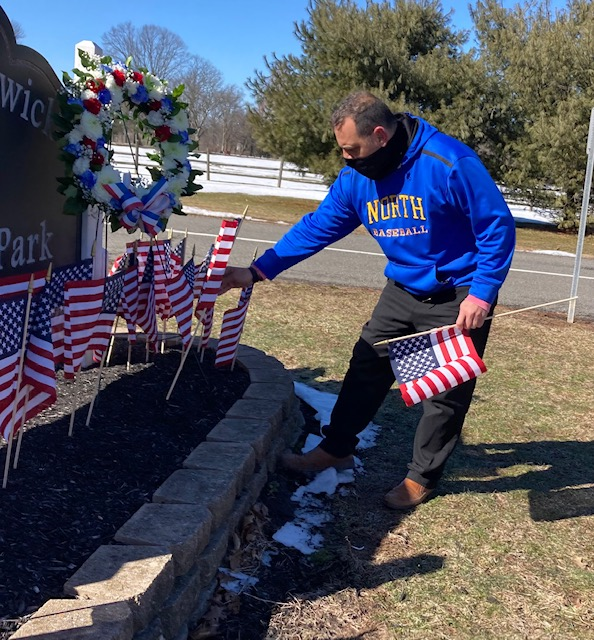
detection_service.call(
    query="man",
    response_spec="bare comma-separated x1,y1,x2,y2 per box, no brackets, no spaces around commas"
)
222,91,515,509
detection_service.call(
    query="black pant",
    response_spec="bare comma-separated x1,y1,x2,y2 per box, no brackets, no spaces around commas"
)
320,280,494,489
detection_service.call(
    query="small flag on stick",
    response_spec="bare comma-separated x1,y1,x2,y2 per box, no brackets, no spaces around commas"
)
214,284,253,368
195,218,240,313
389,327,486,407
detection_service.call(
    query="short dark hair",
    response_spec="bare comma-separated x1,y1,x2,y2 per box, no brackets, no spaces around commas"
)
331,91,396,136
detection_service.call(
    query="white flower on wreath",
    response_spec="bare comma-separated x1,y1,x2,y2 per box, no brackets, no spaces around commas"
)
91,165,122,204
79,111,104,139
147,111,165,127
159,141,188,163
169,110,189,133
73,156,91,175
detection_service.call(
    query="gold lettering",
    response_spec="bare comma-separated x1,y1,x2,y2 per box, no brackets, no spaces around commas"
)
398,195,409,218
389,195,401,218
410,196,426,220
367,200,379,225
380,197,391,220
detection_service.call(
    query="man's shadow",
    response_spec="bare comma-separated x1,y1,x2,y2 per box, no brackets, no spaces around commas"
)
444,439,594,522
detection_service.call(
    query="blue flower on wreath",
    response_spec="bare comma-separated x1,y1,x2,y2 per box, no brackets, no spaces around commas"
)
179,130,189,143
67,97,83,107
79,169,96,190
130,85,149,105
160,96,174,114
98,88,112,105
64,142,81,157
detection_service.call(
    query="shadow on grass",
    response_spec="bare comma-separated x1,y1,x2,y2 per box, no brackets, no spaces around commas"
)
444,440,594,522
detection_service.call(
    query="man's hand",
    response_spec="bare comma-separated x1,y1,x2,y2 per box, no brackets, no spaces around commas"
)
455,298,489,331
220,266,253,295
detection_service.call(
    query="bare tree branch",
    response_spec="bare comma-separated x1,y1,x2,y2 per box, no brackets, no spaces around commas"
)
101,22,189,80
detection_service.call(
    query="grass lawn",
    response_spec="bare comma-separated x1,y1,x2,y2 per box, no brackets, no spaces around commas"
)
228,281,594,640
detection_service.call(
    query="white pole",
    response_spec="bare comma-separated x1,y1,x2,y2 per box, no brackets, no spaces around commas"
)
567,107,594,323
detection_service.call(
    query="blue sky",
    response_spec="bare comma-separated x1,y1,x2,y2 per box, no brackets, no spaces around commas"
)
1,0,568,97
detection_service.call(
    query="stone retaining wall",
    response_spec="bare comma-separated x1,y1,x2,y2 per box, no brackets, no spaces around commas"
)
11,343,303,640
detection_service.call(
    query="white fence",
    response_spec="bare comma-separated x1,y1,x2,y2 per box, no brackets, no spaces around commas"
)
111,144,329,199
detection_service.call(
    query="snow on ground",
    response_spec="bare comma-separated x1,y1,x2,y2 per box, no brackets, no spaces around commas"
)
271,382,381,556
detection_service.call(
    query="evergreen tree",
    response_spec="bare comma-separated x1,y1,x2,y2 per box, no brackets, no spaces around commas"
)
247,0,467,179
472,0,594,228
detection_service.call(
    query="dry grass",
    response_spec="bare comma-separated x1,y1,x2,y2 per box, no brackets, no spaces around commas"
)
182,192,321,225
224,280,594,640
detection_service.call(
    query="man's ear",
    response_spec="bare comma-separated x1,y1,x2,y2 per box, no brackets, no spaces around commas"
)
373,126,389,147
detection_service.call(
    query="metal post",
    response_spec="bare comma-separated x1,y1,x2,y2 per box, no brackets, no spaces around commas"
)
206,149,211,181
567,107,594,323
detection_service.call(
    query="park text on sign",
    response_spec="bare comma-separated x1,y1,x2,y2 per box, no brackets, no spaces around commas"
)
0,7,80,275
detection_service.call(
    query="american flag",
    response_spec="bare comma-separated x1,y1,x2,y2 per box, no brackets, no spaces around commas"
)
137,240,172,320
165,259,195,348
1,288,58,437
0,270,46,297
44,260,94,364
195,219,240,313
194,243,214,302
88,269,127,361
200,307,214,349
214,285,253,368
0,293,28,439
388,327,487,407
119,258,139,341
136,247,158,349
170,238,185,277
108,252,127,276
63,279,106,379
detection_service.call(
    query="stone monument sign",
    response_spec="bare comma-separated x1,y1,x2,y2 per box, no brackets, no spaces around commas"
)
0,6,80,277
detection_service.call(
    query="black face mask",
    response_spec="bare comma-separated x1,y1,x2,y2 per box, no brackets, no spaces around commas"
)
344,115,416,181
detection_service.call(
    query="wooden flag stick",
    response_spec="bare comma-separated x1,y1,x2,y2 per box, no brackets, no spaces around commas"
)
373,296,579,346
105,316,121,366
165,313,204,401
3,275,35,489
126,337,133,371
13,264,52,468
160,318,167,354
85,348,109,427
68,398,77,437
13,388,30,469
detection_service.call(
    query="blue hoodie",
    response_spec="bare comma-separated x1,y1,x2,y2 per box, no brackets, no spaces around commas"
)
254,116,515,304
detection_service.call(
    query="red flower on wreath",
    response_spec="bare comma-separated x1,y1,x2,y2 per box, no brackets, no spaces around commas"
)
132,71,144,83
85,78,105,93
83,98,102,115
149,100,162,111
112,69,126,87
82,136,97,150
155,125,172,142
91,151,105,166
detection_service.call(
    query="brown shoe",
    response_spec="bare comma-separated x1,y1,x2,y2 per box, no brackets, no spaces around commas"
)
281,445,355,474
383,478,434,510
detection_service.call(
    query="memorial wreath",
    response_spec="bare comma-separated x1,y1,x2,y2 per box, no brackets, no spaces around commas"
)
54,51,201,235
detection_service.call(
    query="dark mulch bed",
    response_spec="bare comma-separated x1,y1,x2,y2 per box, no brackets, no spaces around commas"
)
0,340,250,639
